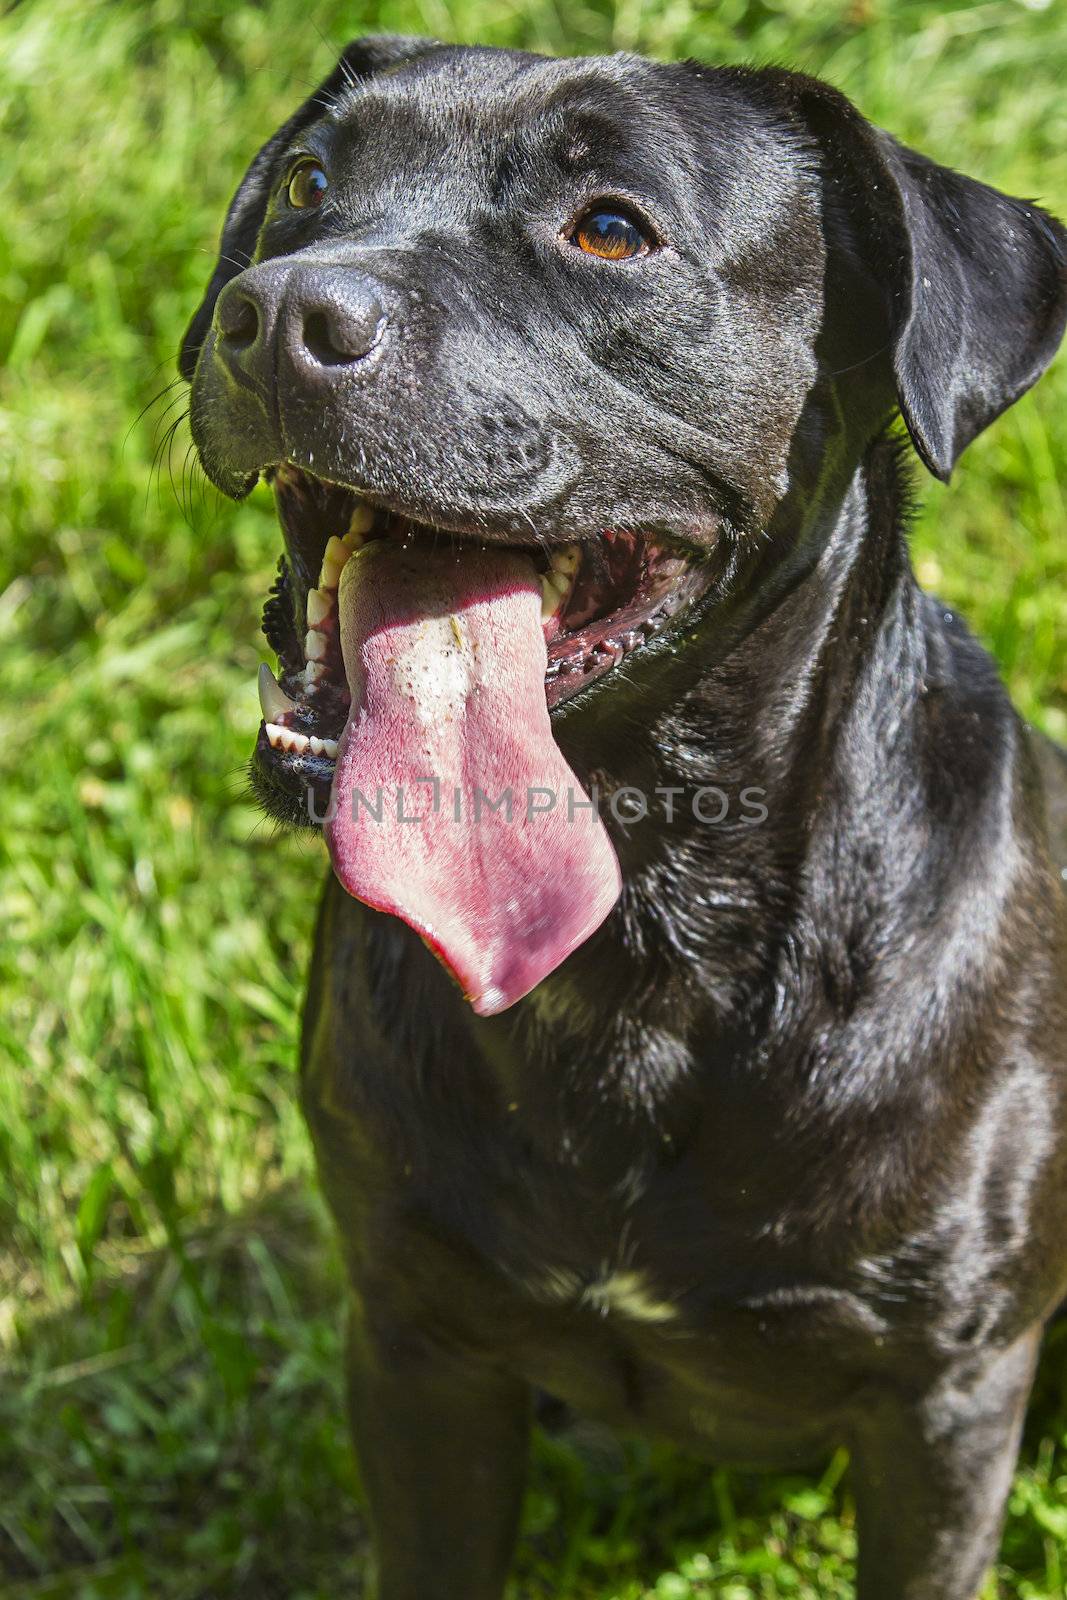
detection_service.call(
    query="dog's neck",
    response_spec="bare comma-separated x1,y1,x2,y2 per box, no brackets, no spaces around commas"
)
571,436,909,846
535,432,1007,1079
346,429,1021,1191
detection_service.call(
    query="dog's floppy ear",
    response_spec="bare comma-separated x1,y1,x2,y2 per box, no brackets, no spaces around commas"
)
178,35,437,382
795,76,1067,480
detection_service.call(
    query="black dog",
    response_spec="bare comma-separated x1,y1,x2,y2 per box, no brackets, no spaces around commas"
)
181,36,1067,1599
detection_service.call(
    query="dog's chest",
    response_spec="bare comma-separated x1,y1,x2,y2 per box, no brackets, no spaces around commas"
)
376,1124,889,1456
311,930,880,1322
304,899,913,1443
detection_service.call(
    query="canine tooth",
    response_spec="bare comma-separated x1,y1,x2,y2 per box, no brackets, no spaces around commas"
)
322,737,338,758
305,629,327,662
258,662,296,722
319,536,350,589
306,587,331,627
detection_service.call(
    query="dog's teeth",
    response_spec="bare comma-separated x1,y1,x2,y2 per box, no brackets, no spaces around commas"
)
540,572,563,618
550,543,581,576
347,503,375,539
303,661,326,686
265,722,310,754
539,567,572,619
306,587,331,627
257,661,297,722
319,536,350,589
304,733,340,759
305,629,327,662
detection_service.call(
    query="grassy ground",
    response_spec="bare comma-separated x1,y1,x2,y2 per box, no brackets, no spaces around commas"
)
1,0,1065,1595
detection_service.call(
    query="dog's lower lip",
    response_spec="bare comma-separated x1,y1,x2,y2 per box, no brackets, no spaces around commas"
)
252,466,714,803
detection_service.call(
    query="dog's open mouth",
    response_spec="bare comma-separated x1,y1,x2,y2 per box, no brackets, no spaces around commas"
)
257,467,711,798
253,464,711,1013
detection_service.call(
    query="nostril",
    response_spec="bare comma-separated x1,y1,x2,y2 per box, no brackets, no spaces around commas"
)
302,308,374,367
219,294,259,350
281,273,386,370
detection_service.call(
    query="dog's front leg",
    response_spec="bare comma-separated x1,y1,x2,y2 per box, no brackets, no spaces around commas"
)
344,1300,531,1600
848,1330,1040,1600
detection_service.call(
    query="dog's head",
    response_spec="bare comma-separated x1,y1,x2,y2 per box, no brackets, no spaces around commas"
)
182,38,1066,1012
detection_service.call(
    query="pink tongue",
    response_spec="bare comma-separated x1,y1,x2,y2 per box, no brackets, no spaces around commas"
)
324,541,621,1014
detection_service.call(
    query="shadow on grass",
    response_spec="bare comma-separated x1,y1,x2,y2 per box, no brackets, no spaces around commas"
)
2,1184,1065,1600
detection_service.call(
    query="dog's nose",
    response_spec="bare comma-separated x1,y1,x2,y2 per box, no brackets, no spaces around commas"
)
281,267,386,370
215,263,386,383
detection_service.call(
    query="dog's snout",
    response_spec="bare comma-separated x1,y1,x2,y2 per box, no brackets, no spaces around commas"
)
214,263,386,386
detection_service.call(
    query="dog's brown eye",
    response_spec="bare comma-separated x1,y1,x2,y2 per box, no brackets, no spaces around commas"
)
572,209,650,261
287,159,328,210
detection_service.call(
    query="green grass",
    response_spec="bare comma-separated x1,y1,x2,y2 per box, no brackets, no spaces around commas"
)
1,0,1065,1595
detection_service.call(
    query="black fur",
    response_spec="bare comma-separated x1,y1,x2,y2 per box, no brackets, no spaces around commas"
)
183,39,1067,1600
